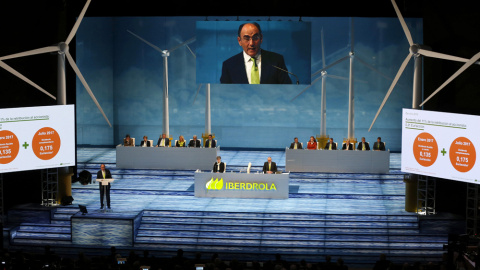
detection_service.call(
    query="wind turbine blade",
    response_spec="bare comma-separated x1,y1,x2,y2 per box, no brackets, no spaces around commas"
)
290,75,323,102
391,0,414,46
66,0,91,45
325,74,367,83
418,48,480,65
0,60,56,100
169,37,196,53
420,51,480,107
368,53,412,132
312,55,349,77
350,18,354,53
127,30,164,54
192,84,202,105
185,44,196,58
356,56,393,81
321,28,326,69
65,51,112,127
0,46,58,61
325,74,349,81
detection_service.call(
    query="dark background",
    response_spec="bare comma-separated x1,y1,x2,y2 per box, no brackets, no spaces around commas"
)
0,0,478,215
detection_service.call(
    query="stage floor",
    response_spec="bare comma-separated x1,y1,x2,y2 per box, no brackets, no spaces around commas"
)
75,148,406,215
5,148,454,267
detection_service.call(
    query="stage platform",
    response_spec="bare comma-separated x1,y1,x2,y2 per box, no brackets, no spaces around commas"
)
2,147,464,268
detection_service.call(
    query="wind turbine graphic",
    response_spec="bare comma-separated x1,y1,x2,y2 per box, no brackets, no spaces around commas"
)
368,0,480,132
127,30,196,137
291,19,391,147
192,83,213,142
0,0,111,127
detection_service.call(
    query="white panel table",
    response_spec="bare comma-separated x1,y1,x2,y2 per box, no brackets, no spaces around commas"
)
285,148,390,173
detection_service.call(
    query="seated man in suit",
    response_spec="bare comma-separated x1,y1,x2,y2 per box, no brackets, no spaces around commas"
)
262,157,277,174
213,156,225,173
204,134,216,148
140,135,151,147
324,138,337,150
357,137,370,151
123,134,134,147
220,22,292,84
342,138,354,150
373,137,386,151
156,133,169,147
289,137,303,149
188,135,201,148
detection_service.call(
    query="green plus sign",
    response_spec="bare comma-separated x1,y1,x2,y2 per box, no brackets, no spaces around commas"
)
22,142,29,149
441,148,447,156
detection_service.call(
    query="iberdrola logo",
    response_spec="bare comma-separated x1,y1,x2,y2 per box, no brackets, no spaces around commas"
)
206,178,223,190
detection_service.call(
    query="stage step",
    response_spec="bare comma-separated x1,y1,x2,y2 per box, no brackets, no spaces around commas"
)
134,209,446,265
7,207,78,247
136,229,445,243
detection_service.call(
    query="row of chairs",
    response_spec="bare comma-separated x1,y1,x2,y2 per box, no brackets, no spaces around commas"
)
123,138,217,147
292,141,386,150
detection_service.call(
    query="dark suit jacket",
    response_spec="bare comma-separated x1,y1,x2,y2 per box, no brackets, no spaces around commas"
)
373,141,386,151
213,162,225,173
188,139,201,148
204,139,216,148
357,142,370,151
140,140,151,147
96,169,112,187
157,137,170,147
263,162,277,173
342,143,354,150
220,49,292,84
324,142,337,150
289,142,303,149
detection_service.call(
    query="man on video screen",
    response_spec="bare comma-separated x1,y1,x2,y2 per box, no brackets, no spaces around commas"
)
220,22,292,84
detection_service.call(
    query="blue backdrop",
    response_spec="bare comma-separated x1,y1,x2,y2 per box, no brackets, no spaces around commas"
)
75,16,422,151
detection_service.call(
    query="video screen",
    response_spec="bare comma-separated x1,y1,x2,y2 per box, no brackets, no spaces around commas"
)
402,108,479,183
196,21,311,85
0,105,75,173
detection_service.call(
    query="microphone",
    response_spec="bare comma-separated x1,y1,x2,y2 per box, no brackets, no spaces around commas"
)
272,65,299,84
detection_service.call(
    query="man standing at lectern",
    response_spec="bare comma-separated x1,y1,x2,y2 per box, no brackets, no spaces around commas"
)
97,164,112,209
263,157,277,174
220,22,292,84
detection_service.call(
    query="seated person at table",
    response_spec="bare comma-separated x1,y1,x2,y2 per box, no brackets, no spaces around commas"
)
213,156,225,173
289,137,303,149
357,137,370,151
176,135,187,147
373,137,386,151
324,138,337,150
262,157,277,174
140,135,151,147
123,134,134,147
156,133,170,147
188,135,201,148
307,136,317,150
342,139,354,150
204,134,216,148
